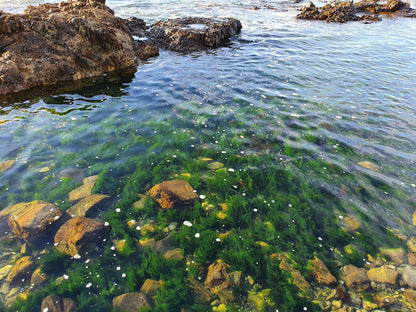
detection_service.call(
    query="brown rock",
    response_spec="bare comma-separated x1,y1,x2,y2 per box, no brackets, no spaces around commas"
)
407,237,416,252
343,264,369,289
0,202,28,228
401,266,416,289
277,253,311,291
340,214,360,232
6,256,35,285
30,267,49,286
69,175,98,203
189,278,211,302
307,256,337,285
205,261,231,289
112,292,150,312
373,292,395,307
140,279,162,296
0,160,15,173
8,200,66,244
54,217,110,256
404,289,416,308
367,267,398,285
0,1,140,96
148,180,198,209
149,17,242,52
66,194,110,217
164,248,183,260
409,253,416,265
41,295,77,312
380,248,407,265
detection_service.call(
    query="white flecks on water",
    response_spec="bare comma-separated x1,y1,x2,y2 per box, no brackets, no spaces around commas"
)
183,221,193,227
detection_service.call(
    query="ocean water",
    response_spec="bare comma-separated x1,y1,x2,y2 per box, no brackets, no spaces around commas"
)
1,0,416,310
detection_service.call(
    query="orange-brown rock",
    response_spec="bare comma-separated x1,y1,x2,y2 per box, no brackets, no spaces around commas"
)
66,194,110,217
6,256,35,285
112,292,150,312
69,175,98,203
205,261,231,289
373,292,396,307
140,279,162,296
340,214,360,233
41,295,77,312
380,248,407,265
343,264,369,289
54,217,110,256
148,180,198,209
8,200,66,244
367,267,398,285
307,256,337,285
0,160,15,174
164,248,184,260
409,253,416,266
404,289,416,308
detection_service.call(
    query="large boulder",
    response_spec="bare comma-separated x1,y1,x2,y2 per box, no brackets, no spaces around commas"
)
7,201,67,244
54,217,110,256
148,180,198,209
0,0,140,95
149,17,242,52
41,295,77,312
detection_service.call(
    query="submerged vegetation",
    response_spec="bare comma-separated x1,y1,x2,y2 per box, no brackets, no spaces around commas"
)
2,95,414,311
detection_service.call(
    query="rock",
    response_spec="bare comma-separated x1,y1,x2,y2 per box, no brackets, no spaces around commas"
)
0,265,13,281
340,214,360,232
404,289,416,308
8,200,67,244
409,253,416,266
216,289,235,304
112,292,150,312
55,168,86,182
407,237,416,252
373,292,395,307
277,253,311,291
125,17,148,37
139,238,156,250
133,194,148,210
135,40,160,59
41,295,77,312
164,248,183,260
6,256,35,285
149,17,242,52
401,266,416,289
343,264,369,289
363,300,378,310
66,194,110,217
0,160,15,173
0,202,28,230
367,267,398,286
357,161,379,171
207,162,224,170
148,180,198,209
189,278,211,302
140,279,162,296
30,267,49,286
380,248,407,265
247,290,269,312
205,261,231,289
229,271,242,286
307,256,337,285
0,0,140,96
69,175,98,203
154,233,174,254
54,217,110,256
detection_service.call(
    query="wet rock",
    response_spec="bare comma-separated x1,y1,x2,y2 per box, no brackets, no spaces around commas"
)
30,267,49,286
407,236,416,252
367,266,398,286
41,295,77,312
0,265,13,281
189,278,212,302
207,162,224,170
148,179,198,209
149,17,242,52
205,261,231,290
8,200,67,244
357,161,379,171
140,279,162,296
344,264,370,289
54,217,110,256
6,256,35,285
401,266,416,289
380,248,407,265
139,238,156,250
66,194,110,217
154,233,174,254
276,253,311,291
0,202,28,230
297,1,362,22
125,16,148,37
0,160,15,174
404,289,416,308
133,194,148,210
307,256,337,285
247,290,271,312
112,292,150,312
373,292,395,307
0,0,140,96
69,175,98,203
164,248,183,260
340,214,360,232
55,168,86,182
409,253,416,265
135,40,160,59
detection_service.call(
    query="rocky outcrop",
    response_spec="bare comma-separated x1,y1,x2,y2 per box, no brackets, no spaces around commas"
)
7,201,67,244
66,194,110,217
148,180,198,209
112,292,150,312
0,0,140,96
41,295,77,312
297,0,415,23
54,217,110,256
149,17,242,52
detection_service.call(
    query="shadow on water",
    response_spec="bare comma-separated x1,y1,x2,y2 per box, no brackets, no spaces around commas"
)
0,67,137,110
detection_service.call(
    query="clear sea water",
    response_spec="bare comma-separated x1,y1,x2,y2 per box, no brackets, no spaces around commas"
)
1,0,416,309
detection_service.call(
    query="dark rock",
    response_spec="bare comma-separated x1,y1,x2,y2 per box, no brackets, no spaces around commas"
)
5,256,35,286
148,179,198,209
135,40,160,59
8,201,68,244
154,232,174,254
54,217,110,256
149,17,242,52
125,17,148,37
112,292,150,312
41,295,77,312
0,0,140,95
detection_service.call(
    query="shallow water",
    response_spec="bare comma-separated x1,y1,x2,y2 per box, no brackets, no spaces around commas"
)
1,0,416,310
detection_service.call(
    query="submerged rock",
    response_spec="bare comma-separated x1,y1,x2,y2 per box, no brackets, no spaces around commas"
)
0,160,15,174
41,295,77,312
66,194,110,217
5,256,35,285
307,256,337,285
205,261,231,289
68,175,98,203
343,264,369,289
8,201,67,244
367,266,398,285
149,17,242,52
54,217,110,256
112,292,150,312
148,179,198,209
0,0,140,96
